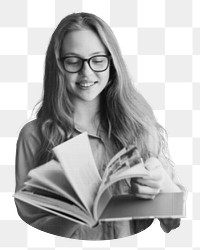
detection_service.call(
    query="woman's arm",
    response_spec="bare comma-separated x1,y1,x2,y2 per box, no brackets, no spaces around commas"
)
157,154,187,233
15,121,79,237
131,156,186,233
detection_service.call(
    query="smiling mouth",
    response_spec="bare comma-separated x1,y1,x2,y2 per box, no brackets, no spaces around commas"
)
76,81,98,88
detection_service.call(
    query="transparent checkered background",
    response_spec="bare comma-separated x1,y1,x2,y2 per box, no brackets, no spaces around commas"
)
0,0,200,249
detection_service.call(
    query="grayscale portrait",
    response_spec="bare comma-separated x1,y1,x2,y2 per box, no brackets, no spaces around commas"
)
0,0,197,248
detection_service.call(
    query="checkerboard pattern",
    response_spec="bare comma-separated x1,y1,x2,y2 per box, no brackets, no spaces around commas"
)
0,0,199,249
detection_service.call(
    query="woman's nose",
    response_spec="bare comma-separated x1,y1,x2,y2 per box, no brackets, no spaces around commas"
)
80,61,94,76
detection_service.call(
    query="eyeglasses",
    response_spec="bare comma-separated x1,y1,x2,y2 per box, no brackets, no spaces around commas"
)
61,55,111,73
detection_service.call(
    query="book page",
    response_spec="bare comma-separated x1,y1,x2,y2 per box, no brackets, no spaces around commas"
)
53,132,102,214
102,145,142,183
14,189,95,227
25,160,86,211
93,147,150,219
93,163,149,219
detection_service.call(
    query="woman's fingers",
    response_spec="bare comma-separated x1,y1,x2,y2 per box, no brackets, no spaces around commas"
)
131,181,160,199
133,177,161,189
144,157,162,170
130,157,171,198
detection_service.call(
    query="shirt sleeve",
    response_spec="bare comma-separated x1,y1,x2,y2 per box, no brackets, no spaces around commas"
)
157,153,187,233
15,122,40,191
14,121,79,237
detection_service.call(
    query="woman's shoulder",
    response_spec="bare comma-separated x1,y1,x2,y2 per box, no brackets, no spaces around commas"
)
18,119,41,143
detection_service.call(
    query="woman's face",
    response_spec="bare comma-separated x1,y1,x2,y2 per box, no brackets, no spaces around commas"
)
60,29,110,104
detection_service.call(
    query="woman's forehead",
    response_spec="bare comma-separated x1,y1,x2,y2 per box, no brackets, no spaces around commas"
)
61,29,107,57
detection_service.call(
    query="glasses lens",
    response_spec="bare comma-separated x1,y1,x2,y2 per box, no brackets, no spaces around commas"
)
63,56,110,73
90,56,109,71
63,57,82,72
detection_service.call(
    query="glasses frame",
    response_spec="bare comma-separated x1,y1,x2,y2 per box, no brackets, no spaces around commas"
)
61,55,112,73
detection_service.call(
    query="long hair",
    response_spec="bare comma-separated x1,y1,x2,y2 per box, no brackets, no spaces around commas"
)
35,12,171,168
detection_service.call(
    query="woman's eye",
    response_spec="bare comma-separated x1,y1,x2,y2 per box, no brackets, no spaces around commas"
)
69,62,79,65
66,60,79,65
65,58,80,65
93,60,103,64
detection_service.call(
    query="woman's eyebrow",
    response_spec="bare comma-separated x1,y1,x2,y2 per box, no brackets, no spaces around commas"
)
90,51,107,56
62,51,107,57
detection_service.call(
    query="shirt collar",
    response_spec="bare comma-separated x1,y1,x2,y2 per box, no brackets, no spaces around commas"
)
73,124,103,140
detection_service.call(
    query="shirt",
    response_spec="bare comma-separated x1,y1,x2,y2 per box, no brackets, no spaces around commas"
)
14,119,183,240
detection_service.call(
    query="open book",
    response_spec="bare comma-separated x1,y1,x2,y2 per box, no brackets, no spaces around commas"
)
14,132,185,227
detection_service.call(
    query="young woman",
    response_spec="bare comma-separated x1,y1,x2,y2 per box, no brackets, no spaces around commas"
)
15,12,185,240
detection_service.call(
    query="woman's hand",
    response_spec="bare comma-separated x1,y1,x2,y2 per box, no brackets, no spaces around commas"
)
131,157,181,199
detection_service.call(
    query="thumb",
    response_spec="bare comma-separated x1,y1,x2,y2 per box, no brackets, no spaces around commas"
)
145,157,161,171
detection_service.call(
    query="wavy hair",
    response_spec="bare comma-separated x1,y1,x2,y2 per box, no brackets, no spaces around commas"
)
35,12,172,169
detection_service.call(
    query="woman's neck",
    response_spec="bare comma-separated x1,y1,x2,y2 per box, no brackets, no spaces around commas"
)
73,99,100,134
